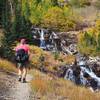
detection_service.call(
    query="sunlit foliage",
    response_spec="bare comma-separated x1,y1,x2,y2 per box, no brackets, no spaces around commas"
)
78,20,100,56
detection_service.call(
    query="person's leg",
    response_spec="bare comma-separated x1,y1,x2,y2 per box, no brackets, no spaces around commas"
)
22,67,27,82
18,68,23,81
17,63,23,81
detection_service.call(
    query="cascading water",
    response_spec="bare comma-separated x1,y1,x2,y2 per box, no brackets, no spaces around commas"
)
39,29,46,49
80,70,88,85
79,61,100,82
64,67,75,82
50,32,59,51
79,61,100,89
31,27,78,54
31,27,100,92
64,58,100,92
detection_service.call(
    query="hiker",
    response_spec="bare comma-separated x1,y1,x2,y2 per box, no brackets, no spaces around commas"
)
14,39,30,83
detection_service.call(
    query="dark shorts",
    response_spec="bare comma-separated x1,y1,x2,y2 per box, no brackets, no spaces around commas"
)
17,61,29,69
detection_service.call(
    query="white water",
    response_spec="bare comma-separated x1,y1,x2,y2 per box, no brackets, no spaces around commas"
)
80,66,100,83
40,29,44,40
52,32,59,39
79,61,100,83
80,71,88,85
64,68,75,82
64,60,100,88
40,29,46,49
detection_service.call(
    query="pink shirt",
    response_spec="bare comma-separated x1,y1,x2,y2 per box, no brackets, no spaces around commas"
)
15,44,29,53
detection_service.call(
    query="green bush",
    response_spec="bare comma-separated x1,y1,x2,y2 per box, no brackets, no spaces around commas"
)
42,6,76,31
22,0,81,31
77,26,100,56
29,0,53,25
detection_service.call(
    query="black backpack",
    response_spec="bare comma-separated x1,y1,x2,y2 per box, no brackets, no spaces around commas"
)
15,49,29,63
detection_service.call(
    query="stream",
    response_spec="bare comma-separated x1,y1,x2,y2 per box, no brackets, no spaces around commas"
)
31,27,100,92
64,54,100,92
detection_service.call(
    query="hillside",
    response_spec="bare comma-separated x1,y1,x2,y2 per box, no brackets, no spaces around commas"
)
0,59,100,100
0,0,100,100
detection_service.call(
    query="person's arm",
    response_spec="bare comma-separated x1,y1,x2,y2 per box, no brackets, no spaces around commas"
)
27,45,30,55
28,50,30,55
14,45,19,51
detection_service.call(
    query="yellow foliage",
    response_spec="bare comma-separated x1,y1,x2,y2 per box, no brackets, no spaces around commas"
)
0,59,16,72
29,45,75,71
96,19,100,30
29,46,64,73
77,26,100,56
29,46,44,68
42,6,76,31
30,45,43,55
57,54,75,64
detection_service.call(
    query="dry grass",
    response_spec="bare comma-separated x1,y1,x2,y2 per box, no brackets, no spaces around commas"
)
30,46,75,74
60,54,75,64
31,70,100,100
0,59,16,72
55,79,100,100
29,46,100,99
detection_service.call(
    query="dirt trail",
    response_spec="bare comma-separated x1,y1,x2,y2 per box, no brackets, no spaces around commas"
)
0,70,33,100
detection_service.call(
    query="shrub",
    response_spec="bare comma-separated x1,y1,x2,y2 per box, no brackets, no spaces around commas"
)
42,6,76,31
77,26,100,56
96,19,100,30
29,46,74,73
29,0,53,25
0,59,16,72
29,46,44,68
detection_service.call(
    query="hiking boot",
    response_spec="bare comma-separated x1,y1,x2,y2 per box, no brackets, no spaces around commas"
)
22,78,26,83
18,77,21,82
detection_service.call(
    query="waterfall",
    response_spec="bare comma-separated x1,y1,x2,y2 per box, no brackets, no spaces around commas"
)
64,59,100,91
51,32,59,51
80,70,88,85
51,32,58,39
39,29,46,49
78,60,100,82
80,66,100,83
64,68,75,82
